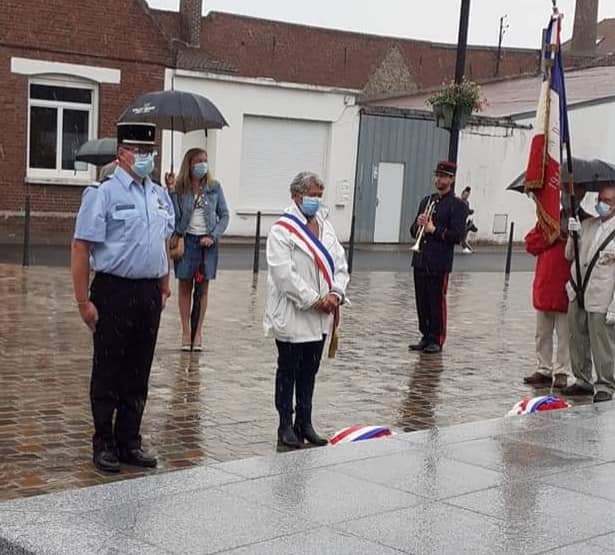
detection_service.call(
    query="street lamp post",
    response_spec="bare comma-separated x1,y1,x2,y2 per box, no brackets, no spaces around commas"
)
448,0,471,164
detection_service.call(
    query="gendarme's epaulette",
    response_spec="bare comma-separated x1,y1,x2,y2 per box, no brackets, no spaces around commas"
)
88,175,113,188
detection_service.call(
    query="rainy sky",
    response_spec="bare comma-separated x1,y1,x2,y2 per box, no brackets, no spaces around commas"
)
146,0,615,49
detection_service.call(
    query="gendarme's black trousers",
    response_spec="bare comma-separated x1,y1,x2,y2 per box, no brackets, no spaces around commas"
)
275,337,325,427
89,273,162,453
413,268,449,347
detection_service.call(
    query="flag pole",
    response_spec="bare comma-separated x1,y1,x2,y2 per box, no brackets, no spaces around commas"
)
564,125,583,310
552,0,584,307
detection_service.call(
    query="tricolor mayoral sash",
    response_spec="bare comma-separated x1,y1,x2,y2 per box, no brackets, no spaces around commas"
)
275,213,335,286
275,212,341,358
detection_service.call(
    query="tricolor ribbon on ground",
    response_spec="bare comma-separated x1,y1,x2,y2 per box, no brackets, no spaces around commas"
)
329,425,395,445
507,395,570,416
523,10,570,245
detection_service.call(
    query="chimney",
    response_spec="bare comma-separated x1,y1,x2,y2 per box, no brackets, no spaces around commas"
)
180,0,202,47
570,0,599,56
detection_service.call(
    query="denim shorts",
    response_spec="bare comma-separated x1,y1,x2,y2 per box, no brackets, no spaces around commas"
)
173,233,219,281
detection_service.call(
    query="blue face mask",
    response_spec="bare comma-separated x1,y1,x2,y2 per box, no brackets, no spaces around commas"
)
192,162,208,179
132,153,155,178
596,201,612,218
301,196,321,217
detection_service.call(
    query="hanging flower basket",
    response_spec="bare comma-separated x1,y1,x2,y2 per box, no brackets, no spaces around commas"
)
427,79,485,130
433,103,455,129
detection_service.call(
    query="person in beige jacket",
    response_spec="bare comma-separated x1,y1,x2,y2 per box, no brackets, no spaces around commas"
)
562,184,615,402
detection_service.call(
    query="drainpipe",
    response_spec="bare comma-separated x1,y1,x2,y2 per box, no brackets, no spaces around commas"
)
347,110,363,275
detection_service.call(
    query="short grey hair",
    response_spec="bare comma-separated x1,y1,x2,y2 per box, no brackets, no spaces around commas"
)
289,171,324,195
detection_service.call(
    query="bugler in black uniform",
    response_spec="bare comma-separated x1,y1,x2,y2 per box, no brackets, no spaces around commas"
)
409,161,466,353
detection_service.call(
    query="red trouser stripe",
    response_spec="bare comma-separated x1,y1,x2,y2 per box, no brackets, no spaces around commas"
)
439,273,449,346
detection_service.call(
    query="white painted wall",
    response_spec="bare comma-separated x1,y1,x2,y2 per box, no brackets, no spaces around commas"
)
162,70,360,240
456,101,615,244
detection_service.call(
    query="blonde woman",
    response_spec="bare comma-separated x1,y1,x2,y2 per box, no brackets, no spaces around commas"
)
166,148,229,350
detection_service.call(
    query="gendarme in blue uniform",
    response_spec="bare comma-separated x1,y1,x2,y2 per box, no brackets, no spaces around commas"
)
73,120,175,472
74,166,174,277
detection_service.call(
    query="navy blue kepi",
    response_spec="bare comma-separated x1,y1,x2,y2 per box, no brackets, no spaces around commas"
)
117,122,156,145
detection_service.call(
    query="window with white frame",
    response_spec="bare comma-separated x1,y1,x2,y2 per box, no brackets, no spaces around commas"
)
27,77,97,182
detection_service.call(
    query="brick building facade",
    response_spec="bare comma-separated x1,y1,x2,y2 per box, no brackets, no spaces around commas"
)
186,11,542,96
0,0,171,235
1,1,573,237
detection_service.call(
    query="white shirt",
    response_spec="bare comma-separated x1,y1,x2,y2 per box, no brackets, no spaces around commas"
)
186,195,209,236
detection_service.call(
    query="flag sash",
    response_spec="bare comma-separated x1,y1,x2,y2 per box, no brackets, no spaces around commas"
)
275,213,335,288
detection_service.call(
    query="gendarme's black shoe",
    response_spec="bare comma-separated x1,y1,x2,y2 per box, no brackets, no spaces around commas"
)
118,448,158,468
593,391,613,403
93,449,120,473
277,426,303,449
422,343,442,354
408,340,428,351
294,424,328,446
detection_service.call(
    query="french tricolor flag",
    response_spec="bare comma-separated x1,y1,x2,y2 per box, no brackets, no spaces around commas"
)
523,11,570,245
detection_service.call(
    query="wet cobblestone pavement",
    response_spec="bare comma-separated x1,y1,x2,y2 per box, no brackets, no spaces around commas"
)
0,263,590,501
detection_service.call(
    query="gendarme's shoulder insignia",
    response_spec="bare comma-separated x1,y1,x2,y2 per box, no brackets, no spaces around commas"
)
87,175,113,189
81,179,103,200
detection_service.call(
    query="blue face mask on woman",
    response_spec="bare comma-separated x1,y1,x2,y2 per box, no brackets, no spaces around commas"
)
192,162,208,179
132,153,155,178
301,196,321,217
596,200,612,218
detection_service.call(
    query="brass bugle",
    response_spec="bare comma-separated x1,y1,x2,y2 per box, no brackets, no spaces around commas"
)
410,197,436,253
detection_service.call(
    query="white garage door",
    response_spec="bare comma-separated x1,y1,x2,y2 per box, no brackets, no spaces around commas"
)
239,115,330,211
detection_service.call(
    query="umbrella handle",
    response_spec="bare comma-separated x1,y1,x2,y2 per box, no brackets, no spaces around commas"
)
170,119,174,174
170,76,175,174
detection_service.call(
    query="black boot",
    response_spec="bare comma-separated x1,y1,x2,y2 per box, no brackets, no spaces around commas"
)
294,421,328,446
277,415,303,448
278,426,303,448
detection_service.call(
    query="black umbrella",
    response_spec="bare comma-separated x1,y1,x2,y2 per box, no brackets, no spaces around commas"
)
508,157,615,193
190,248,207,350
119,90,228,132
75,138,117,166
118,89,228,172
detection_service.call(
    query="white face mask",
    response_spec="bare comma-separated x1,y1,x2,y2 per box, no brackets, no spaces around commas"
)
301,196,321,217
132,153,155,178
192,162,208,179
596,200,612,219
